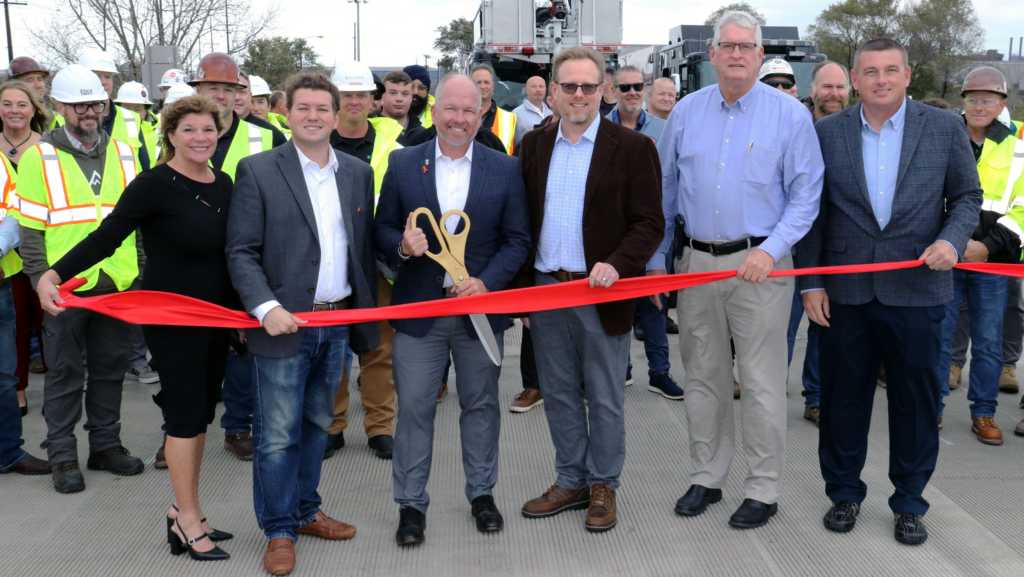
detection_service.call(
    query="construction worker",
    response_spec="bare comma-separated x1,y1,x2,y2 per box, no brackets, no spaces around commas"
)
114,82,160,162
758,57,799,98
233,72,287,147
403,65,434,129
267,90,291,136
470,63,525,154
248,75,290,138
936,66,1024,446
156,68,189,101
10,64,144,493
7,56,59,129
77,48,152,171
324,61,404,461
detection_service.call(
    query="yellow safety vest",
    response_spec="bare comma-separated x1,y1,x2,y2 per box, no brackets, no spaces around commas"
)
141,114,160,164
11,139,141,292
489,107,516,155
268,113,291,139
418,94,435,129
368,117,404,201
48,112,64,130
215,119,274,181
979,133,1024,214
111,106,145,159
0,153,21,279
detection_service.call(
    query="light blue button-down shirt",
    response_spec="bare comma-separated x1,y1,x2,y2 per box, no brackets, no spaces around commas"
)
535,114,600,273
650,81,824,270
861,98,905,230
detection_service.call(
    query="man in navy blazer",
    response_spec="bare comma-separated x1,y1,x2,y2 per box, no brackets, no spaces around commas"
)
373,73,531,546
796,39,982,545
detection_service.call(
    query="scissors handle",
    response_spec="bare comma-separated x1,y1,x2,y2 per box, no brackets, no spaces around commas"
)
410,207,471,285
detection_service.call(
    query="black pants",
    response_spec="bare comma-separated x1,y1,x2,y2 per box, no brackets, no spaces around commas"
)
521,325,539,390
818,299,943,516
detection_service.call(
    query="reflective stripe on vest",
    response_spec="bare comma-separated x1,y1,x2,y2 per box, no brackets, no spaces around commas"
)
37,140,134,225
248,121,263,155
121,108,139,139
980,138,1024,214
489,107,516,155
998,214,1024,248
0,152,20,278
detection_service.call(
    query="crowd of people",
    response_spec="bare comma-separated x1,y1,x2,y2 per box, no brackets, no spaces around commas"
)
1,9,1023,576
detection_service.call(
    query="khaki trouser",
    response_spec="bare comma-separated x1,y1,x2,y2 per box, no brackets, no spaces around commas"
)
330,274,397,437
677,246,793,504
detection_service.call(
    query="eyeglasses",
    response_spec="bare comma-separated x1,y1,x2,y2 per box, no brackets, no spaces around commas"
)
762,79,794,90
71,102,106,114
716,42,758,54
413,85,429,94
616,82,645,93
964,97,1003,108
558,82,599,95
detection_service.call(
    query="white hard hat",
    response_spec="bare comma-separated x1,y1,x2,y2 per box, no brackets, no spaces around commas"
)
249,75,272,97
331,62,377,92
77,47,119,74
114,81,152,105
998,108,1012,130
158,69,189,88
50,64,109,104
758,57,795,82
163,84,197,105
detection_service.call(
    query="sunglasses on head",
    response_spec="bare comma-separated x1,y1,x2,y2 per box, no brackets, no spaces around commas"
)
762,78,794,90
558,82,600,95
616,82,645,93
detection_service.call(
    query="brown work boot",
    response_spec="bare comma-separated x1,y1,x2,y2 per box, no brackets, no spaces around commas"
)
585,482,617,532
803,406,820,427
154,438,167,469
224,432,253,461
999,365,1019,393
949,365,962,390
522,484,590,518
297,510,356,540
263,538,295,576
437,382,448,403
971,417,1003,445
510,388,543,413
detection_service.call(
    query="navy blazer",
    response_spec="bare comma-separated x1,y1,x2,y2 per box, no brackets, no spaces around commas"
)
795,99,982,307
373,139,531,338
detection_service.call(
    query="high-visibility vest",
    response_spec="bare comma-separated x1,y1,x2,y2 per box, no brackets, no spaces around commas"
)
0,152,21,279
1017,122,1024,140
418,94,434,129
489,107,516,155
140,114,160,164
268,113,291,139
216,119,274,181
111,105,145,159
11,139,140,292
368,117,404,202
48,112,64,130
978,133,1024,215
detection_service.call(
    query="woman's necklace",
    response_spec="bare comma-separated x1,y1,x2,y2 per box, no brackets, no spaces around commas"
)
2,131,32,156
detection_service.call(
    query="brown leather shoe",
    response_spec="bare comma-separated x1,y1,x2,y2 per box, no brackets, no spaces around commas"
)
297,510,356,540
522,484,590,518
972,417,1003,445
437,382,448,403
1015,418,1024,437
585,482,617,532
949,365,962,390
1,453,49,475
803,406,820,427
263,538,295,576
154,438,167,469
224,432,253,461
1000,365,1019,393
510,388,543,413
937,417,943,430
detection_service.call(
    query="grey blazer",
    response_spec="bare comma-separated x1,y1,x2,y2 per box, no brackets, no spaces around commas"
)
795,98,982,307
226,141,380,358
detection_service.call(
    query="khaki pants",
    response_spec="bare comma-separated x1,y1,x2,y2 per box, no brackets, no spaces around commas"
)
331,274,396,437
677,247,793,504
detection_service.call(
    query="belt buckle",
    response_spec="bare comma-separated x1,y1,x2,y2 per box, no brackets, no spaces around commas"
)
708,243,719,257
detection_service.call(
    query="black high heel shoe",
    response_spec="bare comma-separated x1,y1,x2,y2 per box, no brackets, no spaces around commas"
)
167,518,230,560
170,504,233,541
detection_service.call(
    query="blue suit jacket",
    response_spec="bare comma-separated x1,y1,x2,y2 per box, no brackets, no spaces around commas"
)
373,139,531,338
795,99,982,307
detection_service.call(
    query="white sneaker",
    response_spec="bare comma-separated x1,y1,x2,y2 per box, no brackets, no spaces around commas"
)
127,364,160,384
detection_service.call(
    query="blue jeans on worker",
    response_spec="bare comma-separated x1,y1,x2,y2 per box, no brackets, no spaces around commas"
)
939,269,1007,420
0,282,29,472
251,325,350,542
786,287,821,407
631,295,670,376
221,348,253,436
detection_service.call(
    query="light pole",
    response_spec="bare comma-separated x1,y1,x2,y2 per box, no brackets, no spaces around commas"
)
423,54,434,70
348,0,368,62
299,35,324,71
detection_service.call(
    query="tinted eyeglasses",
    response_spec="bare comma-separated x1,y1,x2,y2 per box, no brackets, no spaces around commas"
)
72,102,106,115
761,78,794,90
616,82,645,93
558,82,599,95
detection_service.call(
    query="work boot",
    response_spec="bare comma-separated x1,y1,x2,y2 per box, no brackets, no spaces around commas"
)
971,417,1003,445
87,446,144,476
51,460,85,493
999,365,1019,394
154,438,167,469
803,406,820,426
224,432,253,461
949,364,962,390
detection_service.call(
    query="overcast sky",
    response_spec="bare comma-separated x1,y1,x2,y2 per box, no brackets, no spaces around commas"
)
5,0,1024,69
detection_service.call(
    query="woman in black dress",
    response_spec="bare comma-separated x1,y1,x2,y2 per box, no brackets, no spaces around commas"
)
35,95,239,561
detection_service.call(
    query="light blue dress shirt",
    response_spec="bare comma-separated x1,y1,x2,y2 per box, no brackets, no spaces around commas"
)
650,81,824,270
535,114,601,273
861,98,905,230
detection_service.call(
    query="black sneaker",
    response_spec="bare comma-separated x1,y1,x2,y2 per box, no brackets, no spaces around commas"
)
823,501,859,533
51,460,85,493
86,446,144,476
368,434,394,460
894,513,928,545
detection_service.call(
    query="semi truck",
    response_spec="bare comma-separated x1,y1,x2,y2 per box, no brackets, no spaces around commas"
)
471,0,624,111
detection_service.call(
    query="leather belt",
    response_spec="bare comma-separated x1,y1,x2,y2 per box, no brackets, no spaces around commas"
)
312,298,352,312
687,236,767,257
549,270,589,283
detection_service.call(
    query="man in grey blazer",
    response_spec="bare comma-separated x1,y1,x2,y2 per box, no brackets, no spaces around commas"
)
796,39,982,546
226,73,380,576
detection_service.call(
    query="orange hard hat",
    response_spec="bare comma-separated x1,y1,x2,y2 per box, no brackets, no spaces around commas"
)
8,56,48,79
188,52,243,87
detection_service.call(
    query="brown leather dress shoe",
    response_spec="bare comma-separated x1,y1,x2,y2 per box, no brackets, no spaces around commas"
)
224,432,253,461
522,484,590,518
972,417,1003,445
263,538,295,576
297,510,356,540
510,388,543,413
437,382,448,403
1,453,49,475
585,482,617,532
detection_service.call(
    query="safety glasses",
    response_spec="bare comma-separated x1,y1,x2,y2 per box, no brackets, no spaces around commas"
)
761,79,794,90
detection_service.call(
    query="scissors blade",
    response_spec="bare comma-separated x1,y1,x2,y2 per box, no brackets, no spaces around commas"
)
469,314,502,366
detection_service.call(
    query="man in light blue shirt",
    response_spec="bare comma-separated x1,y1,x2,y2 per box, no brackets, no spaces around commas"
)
651,11,824,530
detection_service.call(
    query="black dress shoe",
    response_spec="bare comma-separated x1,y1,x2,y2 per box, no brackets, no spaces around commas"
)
87,446,144,476
471,495,504,532
323,432,345,460
894,513,928,545
728,498,777,529
368,434,393,460
666,315,679,334
823,501,860,533
51,460,85,493
674,485,722,517
396,507,426,546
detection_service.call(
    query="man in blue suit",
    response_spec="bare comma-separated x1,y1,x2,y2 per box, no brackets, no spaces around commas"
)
373,73,531,547
797,38,982,545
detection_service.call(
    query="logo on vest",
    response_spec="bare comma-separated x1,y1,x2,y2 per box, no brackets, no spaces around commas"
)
89,170,102,187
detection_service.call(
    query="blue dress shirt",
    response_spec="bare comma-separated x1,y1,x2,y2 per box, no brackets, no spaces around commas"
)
861,98,905,230
650,81,824,270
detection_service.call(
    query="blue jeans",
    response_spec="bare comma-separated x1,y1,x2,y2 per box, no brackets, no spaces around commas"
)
221,348,253,436
939,269,1007,419
786,287,821,407
0,282,28,471
251,326,350,542
630,295,670,376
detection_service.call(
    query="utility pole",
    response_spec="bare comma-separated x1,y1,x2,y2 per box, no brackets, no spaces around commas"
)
348,0,368,62
353,23,357,61
1,0,25,63
225,2,229,53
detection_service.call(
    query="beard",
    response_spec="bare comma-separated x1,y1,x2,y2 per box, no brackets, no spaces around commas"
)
67,118,101,143
409,94,427,118
812,93,847,118
561,104,593,125
437,126,474,147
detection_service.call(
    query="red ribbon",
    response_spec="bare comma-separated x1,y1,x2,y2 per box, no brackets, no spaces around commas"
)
55,261,1024,328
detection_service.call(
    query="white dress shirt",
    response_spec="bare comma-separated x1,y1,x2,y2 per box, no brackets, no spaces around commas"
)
435,139,473,287
252,145,351,324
